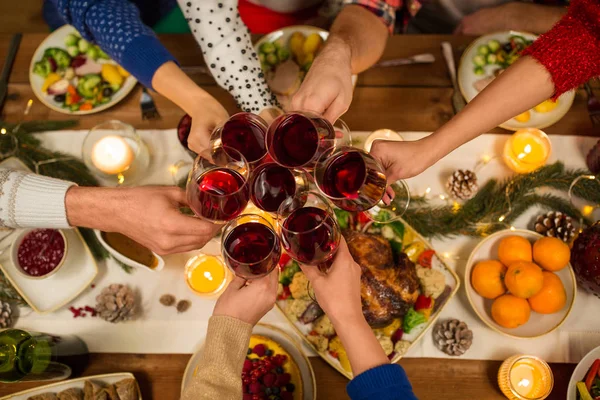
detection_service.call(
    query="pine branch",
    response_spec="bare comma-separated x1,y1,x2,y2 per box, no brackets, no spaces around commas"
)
0,269,27,306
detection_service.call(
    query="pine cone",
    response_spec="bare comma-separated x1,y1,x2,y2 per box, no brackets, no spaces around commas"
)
534,211,576,243
0,300,12,329
446,169,479,200
433,319,473,356
587,140,600,174
95,284,136,323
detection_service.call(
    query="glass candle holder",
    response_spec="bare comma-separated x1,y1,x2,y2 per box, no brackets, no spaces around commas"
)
503,128,551,174
82,120,149,186
364,129,404,152
184,253,230,297
498,355,554,400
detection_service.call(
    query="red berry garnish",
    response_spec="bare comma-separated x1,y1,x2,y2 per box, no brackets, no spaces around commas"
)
391,328,404,344
243,359,253,372
281,391,293,400
249,382,262,394
276,373,291,386
243,394,253,400
252,395,261,400
263,373,276,387
243,377,251,385
253,344,267,357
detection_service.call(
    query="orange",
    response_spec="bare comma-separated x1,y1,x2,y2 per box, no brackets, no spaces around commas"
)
498,235,532,266
533,237,571,272
504,261,544,299
491,294,531,329
528,272,567,314
471,260,507,299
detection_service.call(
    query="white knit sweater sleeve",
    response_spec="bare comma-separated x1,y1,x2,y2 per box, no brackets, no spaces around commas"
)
0,169,75,229
177,0,278,113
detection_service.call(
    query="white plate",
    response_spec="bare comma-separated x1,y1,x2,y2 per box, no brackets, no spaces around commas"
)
0,373,141,400
457,31,574,131
181,323,316,400
0,157,98,314
465,229,576,339
29,25,137,115
567,345,600,400
254,25,357,110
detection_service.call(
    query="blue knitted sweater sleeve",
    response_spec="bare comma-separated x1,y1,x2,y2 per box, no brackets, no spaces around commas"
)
347,364,419,400
49,0,176,88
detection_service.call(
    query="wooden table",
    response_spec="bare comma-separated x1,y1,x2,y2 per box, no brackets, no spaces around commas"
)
0,33,594,400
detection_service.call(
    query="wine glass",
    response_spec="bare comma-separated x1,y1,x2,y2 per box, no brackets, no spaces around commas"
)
249,162,310,213
221,214,281,279
314,146,410,223
210,112,269,165
265,111,351,170
186,145,250,223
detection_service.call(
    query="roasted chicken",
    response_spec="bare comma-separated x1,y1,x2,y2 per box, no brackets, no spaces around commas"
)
346,231,420,328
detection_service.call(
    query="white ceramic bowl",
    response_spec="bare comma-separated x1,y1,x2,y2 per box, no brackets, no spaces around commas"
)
465,229,576,339
11,229,68,280
567,345,600,399
94,230,164,272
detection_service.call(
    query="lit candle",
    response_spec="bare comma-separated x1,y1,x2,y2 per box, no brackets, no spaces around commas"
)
498,355,553,400
503,129,551,174
91,135,134,175
364,129,404,153
185,254,229,296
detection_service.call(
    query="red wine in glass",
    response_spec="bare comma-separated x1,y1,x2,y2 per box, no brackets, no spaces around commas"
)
223,221,281,279
188,167,249,222
281,206,339,265
318,149,387,212
250,163,298,213
216,113,268,164
266,112,335,168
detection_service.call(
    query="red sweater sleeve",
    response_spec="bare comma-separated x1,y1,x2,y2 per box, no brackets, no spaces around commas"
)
521,0,600,98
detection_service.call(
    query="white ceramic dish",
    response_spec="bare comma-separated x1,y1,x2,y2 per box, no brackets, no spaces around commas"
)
457,31,574,131
94,229,164,272
465,229,576,339
567,345,600,399
11,228,68,280
254,25,357,110
0,373,141,400
29,25,137,115
0,157,98,314
181,323,316,400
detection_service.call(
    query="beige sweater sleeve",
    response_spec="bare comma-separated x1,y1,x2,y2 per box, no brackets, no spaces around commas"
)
182,315,253,400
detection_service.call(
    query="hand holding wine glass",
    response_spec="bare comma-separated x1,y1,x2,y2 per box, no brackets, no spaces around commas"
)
213,267,279,326
370,138,441,182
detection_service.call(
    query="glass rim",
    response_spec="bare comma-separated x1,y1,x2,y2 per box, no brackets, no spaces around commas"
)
192,145,250,198
314,146,373,202
221,213,280,267
506,355,554,400
83,120,141,158
211,112,269,165
278,190,337,235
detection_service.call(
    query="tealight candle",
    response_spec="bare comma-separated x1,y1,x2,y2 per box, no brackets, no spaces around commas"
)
503,128,551,173
364,129,404,153
185,254,229,297
498,355,553,400
91,135,134,175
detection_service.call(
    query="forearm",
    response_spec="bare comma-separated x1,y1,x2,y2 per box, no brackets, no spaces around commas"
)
331,313,389,376
65,186,125,231
427,56,554,162
329,5,388,73
182,316,252,400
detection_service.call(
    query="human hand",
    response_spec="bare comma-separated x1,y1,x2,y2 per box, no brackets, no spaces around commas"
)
454,3,521,35
370,138,439,182
299,238,362,324
290,37,353,123
186,95,229,154
213,268,279,325
66,186,221,255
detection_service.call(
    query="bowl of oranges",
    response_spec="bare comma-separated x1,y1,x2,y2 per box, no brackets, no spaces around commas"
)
465,229,576,339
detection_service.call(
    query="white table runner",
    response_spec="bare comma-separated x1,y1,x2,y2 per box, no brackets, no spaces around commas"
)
13,129,600,364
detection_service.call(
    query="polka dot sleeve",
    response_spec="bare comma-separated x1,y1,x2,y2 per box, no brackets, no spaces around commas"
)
177,0,278,113
50,0,176,88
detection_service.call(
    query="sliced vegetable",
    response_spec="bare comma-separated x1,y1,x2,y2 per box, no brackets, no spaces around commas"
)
381,225,395,240
78,38,90,53
47,79,70,95
64,67,75,80
477,45,490,56
578,382,594,400
66,45,79,57
488,39,500,53
259,42,276,54
97,47,110,60
64,33,79,47
404,241,425,263
265,53,278,66
44,48,71,69
473,66,485,76
86,46,99,61
486,54,497,64
414,295,432,311
277,47,290,62
77,74,102,99
33,60,51,77
402,308,427,334
586,360,600,390
389,221,404,239
333,208,350,229
116,65,130,78
41,73,62,92
279,260,300,286
417,249,435,268
473,55,486,67
101,64,124,86
277,285,291,300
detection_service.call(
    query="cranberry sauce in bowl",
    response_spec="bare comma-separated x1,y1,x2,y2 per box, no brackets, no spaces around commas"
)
12,229,67,279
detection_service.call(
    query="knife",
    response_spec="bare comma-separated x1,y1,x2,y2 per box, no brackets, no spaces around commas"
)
374,53,435,68
441,41,466,115
0,33,22,115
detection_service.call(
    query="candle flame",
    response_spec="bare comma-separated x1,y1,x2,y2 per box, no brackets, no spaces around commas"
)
204,271,213,281
498,215,506,222
583,205,595,217
518,378,531,388
0,128,6,135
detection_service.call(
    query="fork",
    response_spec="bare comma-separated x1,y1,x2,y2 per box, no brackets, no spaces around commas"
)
584,81,600,127
140,87,160,120
441,42,467,114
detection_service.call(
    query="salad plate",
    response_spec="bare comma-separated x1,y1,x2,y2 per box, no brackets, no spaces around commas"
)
457,31,574,131
0,373,141,400
181,323,316,400
29,24,137,115
275,211,459,379
567,345,600,400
